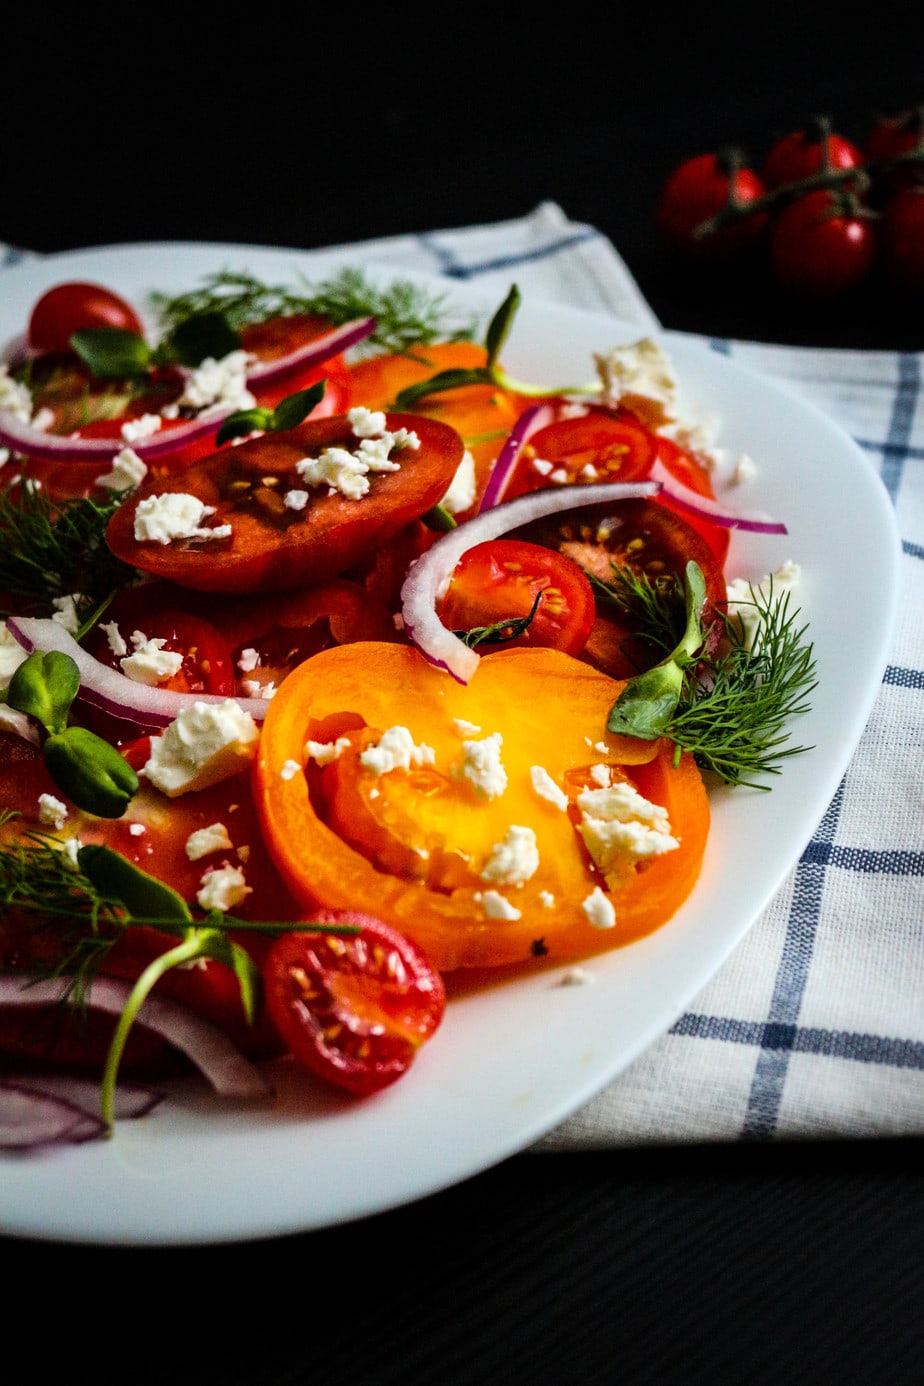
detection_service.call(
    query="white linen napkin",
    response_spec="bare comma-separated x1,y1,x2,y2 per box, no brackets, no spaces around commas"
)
3,202,921,1143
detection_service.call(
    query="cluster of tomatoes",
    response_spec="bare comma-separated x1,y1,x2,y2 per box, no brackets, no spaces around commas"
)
656,107,924,298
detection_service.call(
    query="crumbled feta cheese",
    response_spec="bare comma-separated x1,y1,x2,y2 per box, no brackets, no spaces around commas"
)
280,758,302,780
454,732,507,799
439,449,476,515
185,822,234,861
557,966,593,986
100,620,128,658
128,822,146,836
38,793,68,829
530,765,568,810
594,338,678,423
283,489,309,511
143,700,259,797
51,594,83,634
480,825,540,886
475,889,522,921
532,457,554,476
582,887,616,930
589,763,611,787
56,836,81,868
0,366,33,422
549,468,569,484
196,864,252,913
295,424,419,500
453,718,481,738
731,454,758,485
305,737,351,765
347,406,387,437
96,446,148,492
577,781,679,889
539,890,556,908
725,560,802,648
120,630,184,686
173,351,256,417
120,413,162,443
360,725,435,776
133,492,231,544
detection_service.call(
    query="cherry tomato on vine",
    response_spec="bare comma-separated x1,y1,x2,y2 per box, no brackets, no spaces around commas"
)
28,282,145,356
761,120,863,190
880,187,924,293
865,106,924,193
438,538,597,657
768,190,878,297
262,913,446,1096
657,151,768,260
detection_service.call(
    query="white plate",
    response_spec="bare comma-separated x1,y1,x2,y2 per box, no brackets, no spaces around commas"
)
0,243,901,1245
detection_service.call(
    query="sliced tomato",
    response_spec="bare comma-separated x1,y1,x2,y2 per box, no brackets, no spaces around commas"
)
262,912,446,1096
105,412,465,595
511,497,727,680
505,409,658,500
437,538,597,657
655,435,731,564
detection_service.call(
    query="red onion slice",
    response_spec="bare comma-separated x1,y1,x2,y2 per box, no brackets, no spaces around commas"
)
0,974,271,1101
477,402,557,512
0,1080,103,1149
400,480,661,685
7,618,269,730
650,459,788,534
0,316,376,466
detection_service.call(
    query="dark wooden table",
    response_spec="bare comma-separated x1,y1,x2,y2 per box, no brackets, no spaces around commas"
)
3,12,922,1383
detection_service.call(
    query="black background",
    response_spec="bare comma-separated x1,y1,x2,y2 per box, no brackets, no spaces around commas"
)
3,10,923,1384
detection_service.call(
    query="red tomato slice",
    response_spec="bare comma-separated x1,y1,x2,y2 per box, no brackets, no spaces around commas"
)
437,538,597,657
506,410,657,499
105,412,464,595
262,912,446,1096
655,435,730,564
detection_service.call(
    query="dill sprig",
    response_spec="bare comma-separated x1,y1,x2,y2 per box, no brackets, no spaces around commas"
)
150,267,477,358
605,566,817,789
0,480,136,617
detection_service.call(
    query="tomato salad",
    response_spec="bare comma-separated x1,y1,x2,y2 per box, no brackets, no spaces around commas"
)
0,272,815,1147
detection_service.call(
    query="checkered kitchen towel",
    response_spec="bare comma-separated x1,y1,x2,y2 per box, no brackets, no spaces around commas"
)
4,203,921,1142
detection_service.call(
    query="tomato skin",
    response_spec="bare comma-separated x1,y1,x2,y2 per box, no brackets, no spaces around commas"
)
505,410,657,500
262,913,446,1096
105,412,464,595
657,152,768,260
438,538,597,657
880,187,924,293
768,190,878,297
28,282,145,355
761,124,863,190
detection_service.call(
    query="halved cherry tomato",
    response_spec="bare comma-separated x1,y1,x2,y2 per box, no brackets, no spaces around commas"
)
511,497,727,680
437,538,597,657
105,412,465,595
654,435,730,564
506,410,657,501
254,643,709,972
27,282,145,356
262,912,446,1096
84,596,236,698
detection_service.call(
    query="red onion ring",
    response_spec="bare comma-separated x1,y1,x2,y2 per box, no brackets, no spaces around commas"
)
0,316,376,466
400,480,661,685
0,974,271,1101
650,459,788,534
477,402,556,512
0,1073,163,1148
7,618,269,730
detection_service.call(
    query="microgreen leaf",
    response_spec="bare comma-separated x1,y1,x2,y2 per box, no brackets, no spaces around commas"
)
69,328,152,379
215,380,326,445
161,310,242,367
484,284,521,366
7,650,80,735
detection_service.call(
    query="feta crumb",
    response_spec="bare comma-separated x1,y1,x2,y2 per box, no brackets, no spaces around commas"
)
96,446,148,492
593,338,678,423
589,763,611,787
280,758,302,781
480,825,540,886
38,793,67,829
120,631,184,686
305,737,351,765
0,365,34,422
731,454,758,485
295,423,419,501
283,489,309,511
173,350,256,417
439,449,476,515
56,836,81,868
196,864,252,913
557,966,593,986
100,620,128,658
577,781,679,889
133,492,231,544
347,406,387,437
539,890,556,908
237,647,259,673
128,822,146,836
360,725,435,776
474,890,522,921
453,718,481,738
532,457,554,476
143,700,259,797
582,887,616,930
454,731,507,799
185,822,234,861
120,413,162,443
530,765,568,810
725,561,802,648
51,594,83,634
